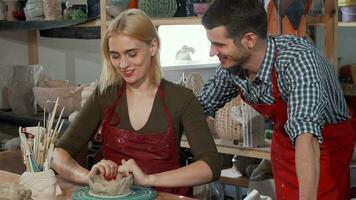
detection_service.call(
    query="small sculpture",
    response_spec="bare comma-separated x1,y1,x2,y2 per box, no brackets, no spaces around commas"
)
175,45,195,61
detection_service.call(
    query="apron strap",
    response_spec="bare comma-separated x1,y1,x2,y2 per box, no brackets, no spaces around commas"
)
103,82,126,126
157,85,175,129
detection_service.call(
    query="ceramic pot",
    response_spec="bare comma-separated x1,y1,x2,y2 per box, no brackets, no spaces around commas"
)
19,170,58,200
138,0,177,17
24,0,44,20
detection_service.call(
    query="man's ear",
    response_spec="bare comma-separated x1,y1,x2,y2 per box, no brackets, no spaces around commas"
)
150,38,158,56
241,32,257,49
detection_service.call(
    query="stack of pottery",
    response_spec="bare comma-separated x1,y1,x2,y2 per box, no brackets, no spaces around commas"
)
23,0,44,21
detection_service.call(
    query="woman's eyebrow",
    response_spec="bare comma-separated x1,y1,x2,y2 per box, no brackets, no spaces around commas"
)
109,48,138,54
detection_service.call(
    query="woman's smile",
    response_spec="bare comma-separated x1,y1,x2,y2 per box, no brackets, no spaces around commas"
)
121,69,135,78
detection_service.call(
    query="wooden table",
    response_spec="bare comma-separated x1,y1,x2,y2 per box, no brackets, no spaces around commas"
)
0,170,196,200
180,135,271,160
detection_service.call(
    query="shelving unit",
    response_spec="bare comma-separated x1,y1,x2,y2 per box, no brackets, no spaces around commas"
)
306,0,338,67
0,0,343,67
76,17,201,27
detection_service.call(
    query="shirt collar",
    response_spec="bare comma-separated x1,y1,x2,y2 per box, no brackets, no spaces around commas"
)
254,36,276,85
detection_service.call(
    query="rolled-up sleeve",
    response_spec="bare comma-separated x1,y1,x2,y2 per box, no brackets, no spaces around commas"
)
284,52,325,144
197,66,239,117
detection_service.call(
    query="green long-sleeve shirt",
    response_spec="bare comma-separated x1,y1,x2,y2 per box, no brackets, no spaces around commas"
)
56,79,222,181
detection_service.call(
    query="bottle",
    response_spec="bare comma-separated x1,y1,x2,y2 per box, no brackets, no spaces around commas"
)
128,0,137,9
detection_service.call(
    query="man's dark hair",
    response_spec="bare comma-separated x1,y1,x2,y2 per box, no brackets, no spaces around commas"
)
202,0,268,40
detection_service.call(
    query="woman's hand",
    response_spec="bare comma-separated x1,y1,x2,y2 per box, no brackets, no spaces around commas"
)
89,159,119,181
118,159,152,186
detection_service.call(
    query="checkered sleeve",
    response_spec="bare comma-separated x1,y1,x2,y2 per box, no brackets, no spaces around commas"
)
284,51,325,144
197,66,239,117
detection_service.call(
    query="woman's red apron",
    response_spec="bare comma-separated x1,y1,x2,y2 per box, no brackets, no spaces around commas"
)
100,83,191,196
240,68,354,199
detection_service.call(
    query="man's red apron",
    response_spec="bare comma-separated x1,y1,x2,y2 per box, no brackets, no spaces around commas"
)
100,83,191,196
240,68,354,199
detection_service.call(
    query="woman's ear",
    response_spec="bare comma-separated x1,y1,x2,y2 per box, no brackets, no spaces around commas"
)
150,38,158,56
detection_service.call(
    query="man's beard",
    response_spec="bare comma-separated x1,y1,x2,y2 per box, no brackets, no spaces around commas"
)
228,64,243,76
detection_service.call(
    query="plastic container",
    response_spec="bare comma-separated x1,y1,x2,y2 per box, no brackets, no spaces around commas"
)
341,6,356,22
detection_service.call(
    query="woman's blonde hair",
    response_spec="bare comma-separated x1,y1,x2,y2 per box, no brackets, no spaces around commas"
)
99,9,161,93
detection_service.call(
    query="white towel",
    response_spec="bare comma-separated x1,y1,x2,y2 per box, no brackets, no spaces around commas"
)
244,189,272,200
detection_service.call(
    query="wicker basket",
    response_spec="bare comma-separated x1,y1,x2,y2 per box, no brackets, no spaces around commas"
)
215,97,243,142
215,97,266,147
185,72,204,96
33,87,83,117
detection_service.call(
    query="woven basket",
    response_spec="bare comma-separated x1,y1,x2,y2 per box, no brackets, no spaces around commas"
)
185,72,204,96
33,87,83,117
216,96,266,147
215,97,243,142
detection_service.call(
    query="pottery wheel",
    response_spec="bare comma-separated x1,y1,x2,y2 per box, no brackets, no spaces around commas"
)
72,186,157,200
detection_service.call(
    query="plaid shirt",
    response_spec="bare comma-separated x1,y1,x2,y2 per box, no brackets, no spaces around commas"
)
197,35,350,143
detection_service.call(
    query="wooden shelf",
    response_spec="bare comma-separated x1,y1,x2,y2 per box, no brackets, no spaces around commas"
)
152,17,202,26
307,15,327,26
76,16,202,27
338,21,356,27
0,19,88,31
180,135,271,160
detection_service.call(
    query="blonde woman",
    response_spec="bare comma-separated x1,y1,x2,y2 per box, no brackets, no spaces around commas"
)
52,9,222,196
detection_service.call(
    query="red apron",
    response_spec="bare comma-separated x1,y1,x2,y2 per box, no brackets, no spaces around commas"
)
101,83,191,196
240,68,354,199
